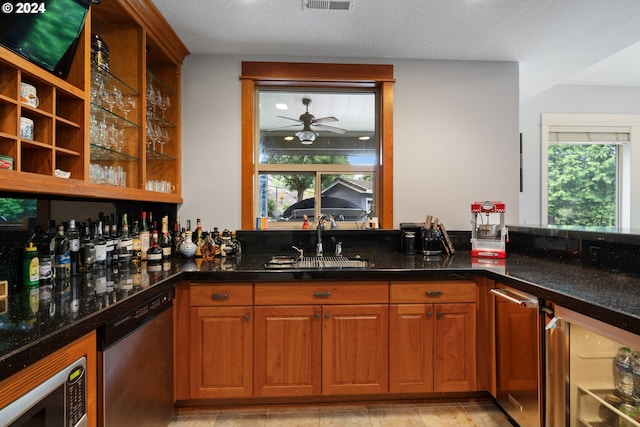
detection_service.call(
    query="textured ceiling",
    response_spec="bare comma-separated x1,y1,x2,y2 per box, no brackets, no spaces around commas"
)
151,0,640,100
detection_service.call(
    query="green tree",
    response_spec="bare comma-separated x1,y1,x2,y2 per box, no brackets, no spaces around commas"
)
267,155,349,201
547,144,616,226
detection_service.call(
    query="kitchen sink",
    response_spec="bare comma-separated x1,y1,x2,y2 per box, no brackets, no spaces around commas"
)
264,256,369,270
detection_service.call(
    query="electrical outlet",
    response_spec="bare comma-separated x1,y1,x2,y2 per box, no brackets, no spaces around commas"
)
588,246,600,264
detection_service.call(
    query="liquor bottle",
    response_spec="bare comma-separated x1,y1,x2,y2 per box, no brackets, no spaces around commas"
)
79,222,95,272
172,215,182,254
146,230,163,264
139,212,150,260
160,216,172,259
117,214,133,265
131,220,142,264
231,230,242,255
50,225,71,279
23,238,40,314
195,218,203,258
201,232,215,260
93,221,107,266
67,219,80,276
37,223,53,306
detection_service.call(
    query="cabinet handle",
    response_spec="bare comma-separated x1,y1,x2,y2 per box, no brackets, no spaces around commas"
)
324,312,331,320
425,291,444,297
244,313,251,321
437,311,443,318
426,311,433,318
314,312,321,320
314,291,331,299
211,293,229,301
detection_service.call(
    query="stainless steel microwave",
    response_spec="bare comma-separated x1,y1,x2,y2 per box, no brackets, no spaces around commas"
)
0,356,87,426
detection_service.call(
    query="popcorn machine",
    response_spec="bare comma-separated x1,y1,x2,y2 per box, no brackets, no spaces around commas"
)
470,201,508,258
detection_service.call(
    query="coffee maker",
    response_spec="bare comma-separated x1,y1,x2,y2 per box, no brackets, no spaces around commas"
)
470,201,508,258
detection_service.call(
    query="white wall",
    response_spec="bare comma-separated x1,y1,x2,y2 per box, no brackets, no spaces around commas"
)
179,55,519,231
519,85,640,225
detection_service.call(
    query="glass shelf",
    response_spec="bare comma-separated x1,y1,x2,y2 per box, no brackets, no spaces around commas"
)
91,103,140,128
577,386,640,427
146,148,176,161
146,108,176,128
90,143,140,161
92,61,139,96
147,69,175,96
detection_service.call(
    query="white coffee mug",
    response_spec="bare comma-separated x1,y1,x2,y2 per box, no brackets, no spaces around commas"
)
20,117,34,140
20,82,39,108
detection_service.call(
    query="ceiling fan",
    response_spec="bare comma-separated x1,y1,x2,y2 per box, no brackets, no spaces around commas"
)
269,97,346,144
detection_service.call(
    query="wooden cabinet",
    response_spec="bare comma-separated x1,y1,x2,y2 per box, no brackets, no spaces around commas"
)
0,0,188,202
321,304,389,395
390,281,477,393
188,284,253,398
0,332,97,426
253,305,321,397
254,281,389,397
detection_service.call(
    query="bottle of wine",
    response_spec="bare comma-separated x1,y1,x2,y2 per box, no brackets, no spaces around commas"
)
50,225,71,279
173,215,182,254
195,218,203,258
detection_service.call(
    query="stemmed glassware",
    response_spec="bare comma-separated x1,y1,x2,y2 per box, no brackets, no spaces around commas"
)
158,94,171,118
157,127,169,153
120,95,136,120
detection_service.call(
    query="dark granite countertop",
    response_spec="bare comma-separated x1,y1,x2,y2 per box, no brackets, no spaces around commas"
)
1,249,639,381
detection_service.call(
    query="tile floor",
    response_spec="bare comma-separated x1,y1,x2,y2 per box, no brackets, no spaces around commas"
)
170,401,516,427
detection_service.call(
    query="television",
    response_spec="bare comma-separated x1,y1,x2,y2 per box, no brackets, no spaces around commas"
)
0,0,91,79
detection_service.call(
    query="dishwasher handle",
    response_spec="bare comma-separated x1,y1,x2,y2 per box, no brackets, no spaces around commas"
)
490,288,538,308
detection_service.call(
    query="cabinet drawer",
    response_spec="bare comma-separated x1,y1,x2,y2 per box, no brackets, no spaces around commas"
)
254,281,388,305
390,281,476,303
190,283,253,306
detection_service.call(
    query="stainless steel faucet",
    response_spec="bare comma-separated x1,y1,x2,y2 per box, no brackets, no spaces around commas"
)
316,214,330,257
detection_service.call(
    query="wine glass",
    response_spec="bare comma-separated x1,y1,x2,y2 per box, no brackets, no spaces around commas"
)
146,83,157,113
121,95,135,120
157,127,169,153
159,95,171,118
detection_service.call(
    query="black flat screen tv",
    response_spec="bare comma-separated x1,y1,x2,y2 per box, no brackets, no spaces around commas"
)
0,0,91,79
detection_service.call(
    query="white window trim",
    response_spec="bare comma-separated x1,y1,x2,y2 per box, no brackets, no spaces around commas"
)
540,113,640,228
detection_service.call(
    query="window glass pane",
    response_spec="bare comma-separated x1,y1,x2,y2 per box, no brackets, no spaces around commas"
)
259,91,376,165
547,144,617,226
258,173,315,221
320,174,373,221
0,198,37,222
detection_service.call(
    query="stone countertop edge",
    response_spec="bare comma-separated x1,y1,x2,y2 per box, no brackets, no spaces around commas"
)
1,251,639,381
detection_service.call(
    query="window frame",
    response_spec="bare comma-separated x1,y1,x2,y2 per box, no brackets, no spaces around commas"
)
240,62,394,229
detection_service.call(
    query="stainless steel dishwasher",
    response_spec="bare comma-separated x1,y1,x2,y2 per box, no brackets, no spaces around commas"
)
98,288,174,427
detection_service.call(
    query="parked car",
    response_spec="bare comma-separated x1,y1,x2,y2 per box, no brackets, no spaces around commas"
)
280,196,364,221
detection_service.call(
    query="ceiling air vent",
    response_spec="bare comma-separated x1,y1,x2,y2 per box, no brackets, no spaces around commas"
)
303,0,354,11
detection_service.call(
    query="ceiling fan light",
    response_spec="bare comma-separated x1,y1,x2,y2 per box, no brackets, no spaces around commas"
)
296,130,316,144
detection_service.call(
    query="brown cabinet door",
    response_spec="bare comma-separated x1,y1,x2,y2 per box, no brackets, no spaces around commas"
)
389,304,434,393
433,303,477,392
253,305,322,397
496,299,538,392
322,304,389,395
189,306,253,398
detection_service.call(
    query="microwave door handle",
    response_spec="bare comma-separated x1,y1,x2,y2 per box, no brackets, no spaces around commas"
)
490,288,539,308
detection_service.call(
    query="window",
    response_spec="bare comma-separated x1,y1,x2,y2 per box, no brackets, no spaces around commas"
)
541,114,637,228
256,91,377,228
240,62,394,229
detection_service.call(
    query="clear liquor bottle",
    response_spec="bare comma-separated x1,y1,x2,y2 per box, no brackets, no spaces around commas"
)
139,212,150,260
